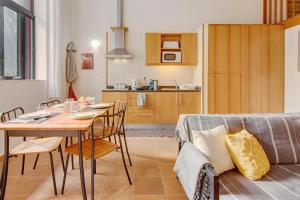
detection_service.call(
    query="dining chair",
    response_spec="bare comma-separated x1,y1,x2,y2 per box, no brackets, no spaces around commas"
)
33,100,75,170
0,107,65,195
86,101,132,166
61,105,132,199
111,101,132,166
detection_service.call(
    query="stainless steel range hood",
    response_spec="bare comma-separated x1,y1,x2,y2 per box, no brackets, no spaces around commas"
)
106,0,132,59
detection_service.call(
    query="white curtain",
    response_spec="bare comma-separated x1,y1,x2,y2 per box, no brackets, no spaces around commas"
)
47,0,61,98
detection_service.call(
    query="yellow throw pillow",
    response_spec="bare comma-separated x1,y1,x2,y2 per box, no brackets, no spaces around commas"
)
226,130,270,180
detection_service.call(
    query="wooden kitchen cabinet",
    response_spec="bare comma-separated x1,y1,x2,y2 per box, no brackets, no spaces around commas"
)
102,91,201,124
181,33,198,65
146,33,161,64
102,92,128,122
145,32,198,65
207,24,284,114
156,92,179,124
178,92,201,114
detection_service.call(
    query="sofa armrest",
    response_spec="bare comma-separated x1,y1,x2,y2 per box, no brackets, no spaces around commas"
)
177,140,219,200
205,165,219,200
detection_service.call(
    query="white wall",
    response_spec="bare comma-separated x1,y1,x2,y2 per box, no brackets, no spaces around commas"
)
62,0,262,100
285,25,300,112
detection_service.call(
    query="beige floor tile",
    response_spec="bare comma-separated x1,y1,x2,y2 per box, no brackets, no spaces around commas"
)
100,178,133,195
134,177,164,195
165,195,188,200
134,162,160,177
133,195,166,200
161,177,185,195
158,160,176,178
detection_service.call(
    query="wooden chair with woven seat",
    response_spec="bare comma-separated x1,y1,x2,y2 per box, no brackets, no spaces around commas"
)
0,107,65,195
61,106,132,199
33,100,75,171
90,100,132,166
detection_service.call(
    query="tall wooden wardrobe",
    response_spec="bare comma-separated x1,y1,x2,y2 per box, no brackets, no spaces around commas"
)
205,24,284,114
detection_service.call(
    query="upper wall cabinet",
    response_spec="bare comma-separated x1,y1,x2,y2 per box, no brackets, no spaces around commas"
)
145,33,198,65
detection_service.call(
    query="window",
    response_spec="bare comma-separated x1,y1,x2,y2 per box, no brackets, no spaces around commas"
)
0,0,35,80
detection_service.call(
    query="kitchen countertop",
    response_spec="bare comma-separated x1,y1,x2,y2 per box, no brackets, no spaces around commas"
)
102,88,201,92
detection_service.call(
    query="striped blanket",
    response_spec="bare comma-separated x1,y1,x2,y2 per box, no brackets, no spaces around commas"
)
220,164,300,200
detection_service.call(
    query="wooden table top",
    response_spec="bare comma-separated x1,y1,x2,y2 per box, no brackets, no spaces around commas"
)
0,105,111,131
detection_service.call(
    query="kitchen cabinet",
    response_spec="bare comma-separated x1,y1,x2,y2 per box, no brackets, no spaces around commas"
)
127,92,156,124
181,33,198,65
178,92,201,114
145,33,198,65
102,92,128,122
156,92,179,124
207,24,284,114
146,33,161,64
102,90,201,124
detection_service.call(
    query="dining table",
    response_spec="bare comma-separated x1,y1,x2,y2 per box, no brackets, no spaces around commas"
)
0,103,113,200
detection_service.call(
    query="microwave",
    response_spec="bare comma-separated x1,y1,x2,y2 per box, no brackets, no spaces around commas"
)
162,52,182,63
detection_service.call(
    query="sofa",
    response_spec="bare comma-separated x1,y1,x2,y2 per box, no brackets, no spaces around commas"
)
174,113,300,200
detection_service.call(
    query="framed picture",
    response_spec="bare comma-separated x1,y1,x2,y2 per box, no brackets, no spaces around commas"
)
81,53,94,70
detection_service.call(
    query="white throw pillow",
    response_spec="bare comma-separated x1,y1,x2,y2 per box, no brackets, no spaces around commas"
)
192,125,235,174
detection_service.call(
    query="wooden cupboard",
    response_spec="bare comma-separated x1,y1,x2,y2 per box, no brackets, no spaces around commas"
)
145,33,161,64
145,33,198,65
156,92,179,124
102,91,201,124
178,92,201,114
207,24,284,114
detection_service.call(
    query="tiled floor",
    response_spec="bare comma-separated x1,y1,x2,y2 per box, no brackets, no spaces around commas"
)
1,137,187,200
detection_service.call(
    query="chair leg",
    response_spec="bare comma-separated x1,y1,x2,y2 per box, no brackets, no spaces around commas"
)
70,137,75,170
61,153,70,195
49,152,58,195
58,145,65,171
118,135,132,185
21,154,25,175
93,160,96,174
122,126,132,166
33,154,40,170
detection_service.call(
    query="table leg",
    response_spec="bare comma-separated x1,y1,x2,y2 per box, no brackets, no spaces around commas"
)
78,131,87,200
0,131,9,200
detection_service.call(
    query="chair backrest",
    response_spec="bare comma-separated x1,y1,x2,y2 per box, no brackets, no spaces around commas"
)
90,109,125,139
40,100,60,107
1,107,24,122
111,100,127,126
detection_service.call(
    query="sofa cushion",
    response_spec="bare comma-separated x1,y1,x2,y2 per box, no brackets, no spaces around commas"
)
192,126,235,174
244,115,300,164
226,129,270,180
220,164,300,200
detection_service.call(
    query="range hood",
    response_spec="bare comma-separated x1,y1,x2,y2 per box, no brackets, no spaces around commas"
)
106,0,132,59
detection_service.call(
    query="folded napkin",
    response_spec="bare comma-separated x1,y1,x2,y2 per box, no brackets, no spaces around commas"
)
137,93,146,107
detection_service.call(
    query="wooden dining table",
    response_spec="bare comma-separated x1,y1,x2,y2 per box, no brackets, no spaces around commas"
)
0,104,112,200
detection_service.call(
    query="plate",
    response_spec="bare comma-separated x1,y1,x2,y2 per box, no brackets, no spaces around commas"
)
70,112,96,120
88,103,112,109
18,111,51,119
52,104,64,109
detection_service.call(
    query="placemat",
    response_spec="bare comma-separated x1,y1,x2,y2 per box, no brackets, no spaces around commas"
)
6,112,61,124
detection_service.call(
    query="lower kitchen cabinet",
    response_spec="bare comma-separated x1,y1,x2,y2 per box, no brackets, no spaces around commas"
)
156,92,179,124
178,92,201,114
101,91,201,124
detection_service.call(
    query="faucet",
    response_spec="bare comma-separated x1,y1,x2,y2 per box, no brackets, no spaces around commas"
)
170,79,178,89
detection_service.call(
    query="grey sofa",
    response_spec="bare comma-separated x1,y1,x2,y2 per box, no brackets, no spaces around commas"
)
175,113,300,200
